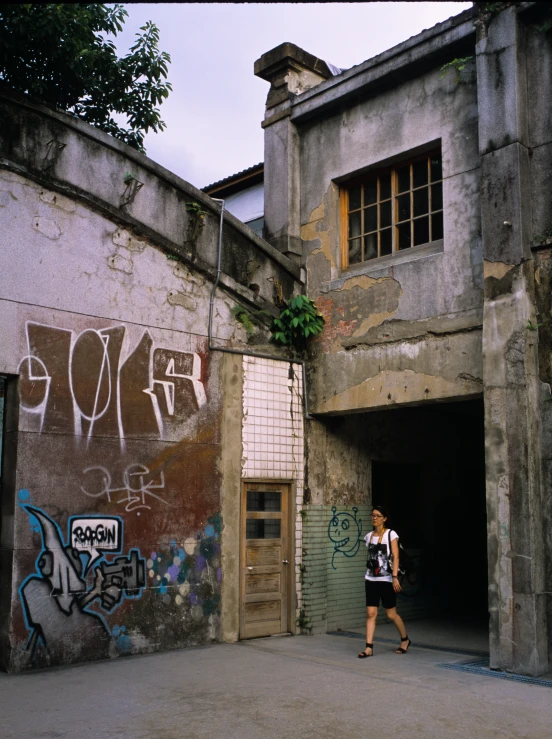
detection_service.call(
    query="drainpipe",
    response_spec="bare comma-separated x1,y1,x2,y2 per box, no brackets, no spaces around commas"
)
207,198,312,420
207,198,225,348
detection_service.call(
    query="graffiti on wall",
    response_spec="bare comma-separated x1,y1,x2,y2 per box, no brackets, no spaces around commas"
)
18,322,206,442
14,316,218,665
80,463,168,513
328,506,362,570
148,514,222,617
18,493,145,662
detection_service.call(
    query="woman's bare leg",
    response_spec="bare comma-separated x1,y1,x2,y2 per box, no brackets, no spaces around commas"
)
360,606,378,655
385,607,410,651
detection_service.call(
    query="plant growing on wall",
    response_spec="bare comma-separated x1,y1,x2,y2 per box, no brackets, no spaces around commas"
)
186,201,208,241
271,295,325,351
296,608,312,634
231,305,274,338
0,4,171,153
440,56,474,83
231,306,256,336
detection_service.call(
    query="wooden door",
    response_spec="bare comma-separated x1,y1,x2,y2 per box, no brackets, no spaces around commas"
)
240,482,292,639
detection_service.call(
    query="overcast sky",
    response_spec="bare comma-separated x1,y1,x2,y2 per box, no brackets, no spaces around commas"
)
116,2,471,188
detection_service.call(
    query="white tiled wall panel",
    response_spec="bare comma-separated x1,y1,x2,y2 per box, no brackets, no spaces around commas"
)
242,356,305,615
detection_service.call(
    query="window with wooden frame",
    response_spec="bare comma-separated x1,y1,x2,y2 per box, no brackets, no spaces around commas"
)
341,150,443,267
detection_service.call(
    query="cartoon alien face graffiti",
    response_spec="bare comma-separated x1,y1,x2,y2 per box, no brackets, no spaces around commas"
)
328,508,361,555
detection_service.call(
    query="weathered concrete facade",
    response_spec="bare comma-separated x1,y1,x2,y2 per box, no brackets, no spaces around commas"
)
2,1,551,678
0,90,304,671
256,2,552,674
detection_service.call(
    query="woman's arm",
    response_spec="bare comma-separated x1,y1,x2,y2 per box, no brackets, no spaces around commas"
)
391,536,401,593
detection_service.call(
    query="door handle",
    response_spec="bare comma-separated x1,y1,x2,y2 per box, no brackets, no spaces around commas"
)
247,566,253,571
282,560,289,564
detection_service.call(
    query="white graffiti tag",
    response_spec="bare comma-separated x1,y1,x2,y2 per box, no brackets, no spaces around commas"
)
70,516,122,567
81,464,168,513
18,321,206,444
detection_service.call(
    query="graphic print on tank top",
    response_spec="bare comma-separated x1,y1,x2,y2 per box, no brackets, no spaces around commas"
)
366,531,393,578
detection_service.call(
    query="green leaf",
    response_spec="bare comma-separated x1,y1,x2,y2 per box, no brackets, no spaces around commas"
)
269,294,325,351
0,4,172,153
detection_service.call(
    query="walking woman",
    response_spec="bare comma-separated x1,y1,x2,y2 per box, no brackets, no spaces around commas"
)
358,505,411,658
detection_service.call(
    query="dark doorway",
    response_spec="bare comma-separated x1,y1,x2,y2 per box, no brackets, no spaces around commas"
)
0,375,15,672
370,398,488,624
0,375,5,540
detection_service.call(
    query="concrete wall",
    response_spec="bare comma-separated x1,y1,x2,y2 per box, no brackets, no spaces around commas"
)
300,46,483,414
280,13,485,645
258,3,552,675
524,11,552,678
0,169,225,671
0,91,301,671
476,5,549,676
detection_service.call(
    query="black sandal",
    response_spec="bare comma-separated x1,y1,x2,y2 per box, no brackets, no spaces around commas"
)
358,643,374,658
396,636,411,654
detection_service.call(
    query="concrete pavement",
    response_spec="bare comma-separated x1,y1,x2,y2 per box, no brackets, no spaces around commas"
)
1,628,551,739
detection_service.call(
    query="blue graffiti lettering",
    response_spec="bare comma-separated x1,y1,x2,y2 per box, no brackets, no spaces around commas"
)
19,504,145,665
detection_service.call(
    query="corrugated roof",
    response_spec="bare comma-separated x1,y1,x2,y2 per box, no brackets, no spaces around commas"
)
202,162,264,194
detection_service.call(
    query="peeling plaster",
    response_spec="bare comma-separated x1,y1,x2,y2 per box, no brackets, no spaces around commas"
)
307,251,332,296
167,291,197,311
112,228,147,252
173,262,206,292
32,217,60,240
302,193,335,270
107,253,133,274
303,189,403,352
315,368,482,414
341,274,386,291
315,276,402,352
351,312,397,337
484,260,516,280
39,189,76,213
0,189,17,207
344,310,483,348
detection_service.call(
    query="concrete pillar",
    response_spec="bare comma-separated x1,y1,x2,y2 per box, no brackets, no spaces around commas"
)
254,44,333,263
477,6,548,675
220,353,244,643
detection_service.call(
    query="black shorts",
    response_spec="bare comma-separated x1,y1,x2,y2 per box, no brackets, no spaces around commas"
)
365,579,396,609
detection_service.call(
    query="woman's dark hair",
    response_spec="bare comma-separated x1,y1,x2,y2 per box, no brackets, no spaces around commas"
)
372,504,390,520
